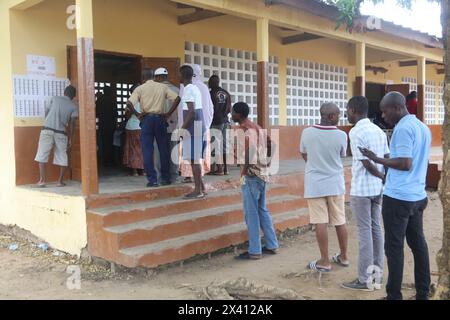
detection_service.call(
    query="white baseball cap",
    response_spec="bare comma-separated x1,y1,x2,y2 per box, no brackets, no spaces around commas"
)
154,67,169,76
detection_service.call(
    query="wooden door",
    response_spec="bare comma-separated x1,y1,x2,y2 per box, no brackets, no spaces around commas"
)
141,57,181,86
385,84,410,97
67,46,82,181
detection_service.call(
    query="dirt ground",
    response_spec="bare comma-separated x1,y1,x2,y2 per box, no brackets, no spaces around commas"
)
0,192,443,300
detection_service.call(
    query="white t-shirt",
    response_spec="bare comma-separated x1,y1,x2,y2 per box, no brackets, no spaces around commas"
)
181,84,202,110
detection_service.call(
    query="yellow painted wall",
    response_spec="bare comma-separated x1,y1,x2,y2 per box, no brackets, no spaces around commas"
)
0,188,87,255
1,1,86,256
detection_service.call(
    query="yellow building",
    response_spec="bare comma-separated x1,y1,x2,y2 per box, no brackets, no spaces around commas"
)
0,0,444,266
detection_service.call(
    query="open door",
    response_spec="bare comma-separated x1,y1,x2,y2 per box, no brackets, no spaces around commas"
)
141,57,181,86
385,84,410,97
67,46,82,182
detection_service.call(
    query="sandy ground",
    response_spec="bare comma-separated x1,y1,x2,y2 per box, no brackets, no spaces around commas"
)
0,192,443,300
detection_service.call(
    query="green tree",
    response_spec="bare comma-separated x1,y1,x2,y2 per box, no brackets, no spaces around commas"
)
328,0,449,300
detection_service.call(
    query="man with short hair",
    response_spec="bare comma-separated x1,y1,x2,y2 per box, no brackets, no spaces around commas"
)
35,85,78,188
127,68,179,187
361,91,432,300
209,75,232,175
300,103,349,272
342,96,389,292
232,102,279,260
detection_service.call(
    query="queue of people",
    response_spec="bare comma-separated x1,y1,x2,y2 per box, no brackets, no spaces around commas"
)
33,67,432,300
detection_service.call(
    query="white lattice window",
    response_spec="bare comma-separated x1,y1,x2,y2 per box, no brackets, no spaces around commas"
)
184,41,279,125
401,77,418,92
116,83,134,124
269,56,280,125
438,82,445,124
286,58,348,126
95,82,133,130
425,80,436,125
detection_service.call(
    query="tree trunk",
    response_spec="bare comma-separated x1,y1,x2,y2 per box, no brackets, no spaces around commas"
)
435,0,450,301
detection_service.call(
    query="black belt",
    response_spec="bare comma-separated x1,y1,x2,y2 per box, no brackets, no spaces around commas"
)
42,127,66,135
144,113,164,117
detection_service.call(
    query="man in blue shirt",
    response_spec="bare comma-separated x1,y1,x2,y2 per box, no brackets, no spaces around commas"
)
361,91,432,300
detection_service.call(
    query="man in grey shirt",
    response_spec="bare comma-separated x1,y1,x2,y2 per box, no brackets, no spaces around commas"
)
300,103,349,272
35,85,78,187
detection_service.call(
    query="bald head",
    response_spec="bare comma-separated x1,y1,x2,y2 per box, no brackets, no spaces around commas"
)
321,102,340,116
320,102,341,126
380,91,409,126
380,92,406,111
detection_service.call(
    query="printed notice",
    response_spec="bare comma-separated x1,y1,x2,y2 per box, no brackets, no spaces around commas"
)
27,55,56,77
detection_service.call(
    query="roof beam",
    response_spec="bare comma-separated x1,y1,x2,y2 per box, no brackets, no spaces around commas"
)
9,0,44,10
282,33,323,45
178,8,224,25
174,0,443,62
399,60,443,67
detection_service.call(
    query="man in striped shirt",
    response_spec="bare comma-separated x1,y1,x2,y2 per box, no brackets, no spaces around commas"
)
342,96,389,292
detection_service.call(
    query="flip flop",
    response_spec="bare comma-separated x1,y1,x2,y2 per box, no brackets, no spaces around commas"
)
307,260,332,273
332,253,350,267
183,193,205,200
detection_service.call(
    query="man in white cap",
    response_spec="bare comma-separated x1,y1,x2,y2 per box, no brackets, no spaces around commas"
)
153,67,180,183
127,68,179,187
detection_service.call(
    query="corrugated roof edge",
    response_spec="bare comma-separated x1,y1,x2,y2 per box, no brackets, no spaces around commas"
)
266,0,443,49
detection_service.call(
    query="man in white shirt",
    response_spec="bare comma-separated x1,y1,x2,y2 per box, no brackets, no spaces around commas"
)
342,96,389,292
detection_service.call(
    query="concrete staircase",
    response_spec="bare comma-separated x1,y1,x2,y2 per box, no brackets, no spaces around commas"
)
86,183,309,268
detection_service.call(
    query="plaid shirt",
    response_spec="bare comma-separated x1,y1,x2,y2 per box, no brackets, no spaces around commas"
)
349,119,390,197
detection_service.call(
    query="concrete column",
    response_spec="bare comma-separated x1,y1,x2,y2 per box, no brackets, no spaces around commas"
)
355,42,366,96
417,56,426,122
76,0,98,195
257,17,270,129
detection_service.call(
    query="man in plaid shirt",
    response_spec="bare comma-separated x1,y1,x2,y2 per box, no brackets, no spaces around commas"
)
342,96,390,292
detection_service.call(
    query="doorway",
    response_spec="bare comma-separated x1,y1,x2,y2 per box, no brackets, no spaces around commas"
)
94,51,142,177
366,82,391,130
67,46,181,182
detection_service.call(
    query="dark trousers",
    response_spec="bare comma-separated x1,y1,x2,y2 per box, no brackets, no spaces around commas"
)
140,115,170,184
382,195,431,300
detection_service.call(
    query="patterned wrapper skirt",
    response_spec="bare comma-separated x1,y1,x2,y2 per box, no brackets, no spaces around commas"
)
123,129,144,170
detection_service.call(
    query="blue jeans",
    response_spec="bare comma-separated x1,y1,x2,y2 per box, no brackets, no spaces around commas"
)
241,176,279,255
140,115,170,184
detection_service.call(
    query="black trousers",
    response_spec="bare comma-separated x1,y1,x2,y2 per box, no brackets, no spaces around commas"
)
382,195,431,300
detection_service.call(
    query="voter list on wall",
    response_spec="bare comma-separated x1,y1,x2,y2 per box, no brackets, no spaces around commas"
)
13,54,70,118
13,75,70,118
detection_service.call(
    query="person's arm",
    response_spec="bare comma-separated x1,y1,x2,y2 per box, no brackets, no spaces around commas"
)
225,92,232,115
350,133,384,180
127,87,144,120
241,135,251,177
359,148,412,171
165,96,181,120
300,134,307,162
360,127,413,171
126,101,143,119
182,102,195,130
361,160,385,181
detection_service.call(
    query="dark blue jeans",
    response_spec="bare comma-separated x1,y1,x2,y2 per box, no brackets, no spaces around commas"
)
382,195,430,300
140,115,170,184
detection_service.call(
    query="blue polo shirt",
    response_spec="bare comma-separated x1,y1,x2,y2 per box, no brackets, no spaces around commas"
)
384,115,431,202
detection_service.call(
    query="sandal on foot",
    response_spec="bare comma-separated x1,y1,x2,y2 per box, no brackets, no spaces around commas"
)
307,260,331,273
183,193,205,200
332,253,350,267
234,252,262,260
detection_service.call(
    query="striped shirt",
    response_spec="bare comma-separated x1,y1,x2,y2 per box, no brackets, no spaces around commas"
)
349,118,390,197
